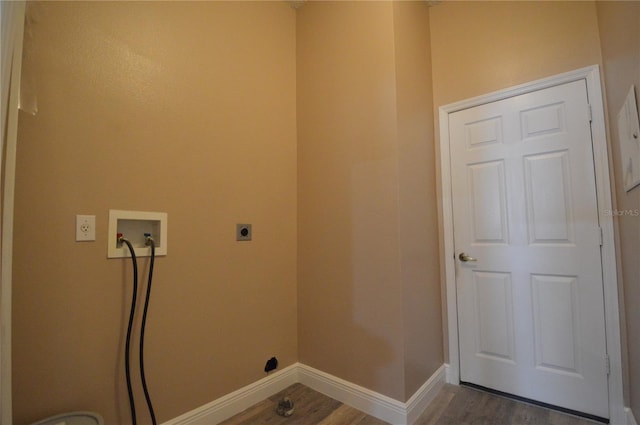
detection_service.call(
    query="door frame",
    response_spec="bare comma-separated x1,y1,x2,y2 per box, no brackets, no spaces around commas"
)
1,2,26,424
438,65,626,424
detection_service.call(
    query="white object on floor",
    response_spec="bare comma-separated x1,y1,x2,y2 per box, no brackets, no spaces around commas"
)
30,411,103,425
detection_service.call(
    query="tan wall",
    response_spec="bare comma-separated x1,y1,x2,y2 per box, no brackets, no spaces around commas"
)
392,1,443,397
12,2,297,424
14,0,633,422
296,1,405,401
430,1,603,108
429,0,604,362
297,1,441,402
596,1,640,417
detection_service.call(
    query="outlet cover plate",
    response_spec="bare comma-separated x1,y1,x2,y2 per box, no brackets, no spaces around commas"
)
236,224,252,241
76,215,96,241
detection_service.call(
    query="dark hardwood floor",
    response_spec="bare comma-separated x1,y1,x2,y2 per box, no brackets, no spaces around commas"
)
220,383,601,425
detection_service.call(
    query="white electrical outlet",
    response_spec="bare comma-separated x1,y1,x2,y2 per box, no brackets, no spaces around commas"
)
76,215,96,242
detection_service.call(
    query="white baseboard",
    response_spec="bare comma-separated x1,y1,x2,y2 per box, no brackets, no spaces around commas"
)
162,363,298,425
627,407,638,425
444,363,455,384
405,365,447,424
297,363,446,425
163,362,447,425
297,363,407,424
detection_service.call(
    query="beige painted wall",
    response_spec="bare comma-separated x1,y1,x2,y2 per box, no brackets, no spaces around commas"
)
12,2,297,424
13,0,635,423
297,1,404,401
429,0,604,362
392,1,443,398
297,1,441,402
596,1,640,417
430,1,603,108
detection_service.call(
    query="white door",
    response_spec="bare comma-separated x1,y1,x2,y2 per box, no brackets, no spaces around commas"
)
450,79,609,419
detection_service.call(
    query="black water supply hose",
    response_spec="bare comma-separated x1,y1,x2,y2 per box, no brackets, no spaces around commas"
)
118,234,138,425
140,234,157,425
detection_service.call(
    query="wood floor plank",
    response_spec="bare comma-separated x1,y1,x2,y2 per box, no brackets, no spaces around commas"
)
480,389,518,424
353,414,391,425
271,383,343,425
317,404,367,425
414,385,456,425
512,402,551,425
217,399,273,425
547,410,598,425
439,385,490,424
222,382,602,425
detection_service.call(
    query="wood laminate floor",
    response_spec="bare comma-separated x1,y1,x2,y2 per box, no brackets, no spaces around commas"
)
220,383,601,425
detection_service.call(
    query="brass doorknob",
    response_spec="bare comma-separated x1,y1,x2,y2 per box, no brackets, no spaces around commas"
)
459,252,477,262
